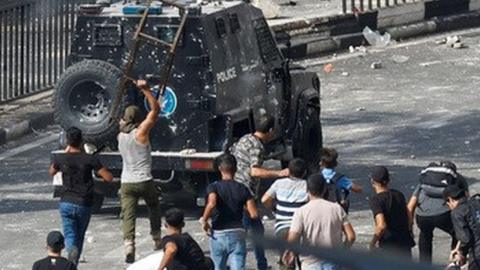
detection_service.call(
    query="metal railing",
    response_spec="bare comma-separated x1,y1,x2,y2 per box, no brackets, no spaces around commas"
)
342,0,418,14
0,0,92,103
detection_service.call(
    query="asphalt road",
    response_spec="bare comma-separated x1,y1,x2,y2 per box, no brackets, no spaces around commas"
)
3,28,480,269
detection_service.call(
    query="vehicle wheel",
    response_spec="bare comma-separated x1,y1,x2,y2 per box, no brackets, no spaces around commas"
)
54,60,124,147
91,193,104,214
292,103,322,173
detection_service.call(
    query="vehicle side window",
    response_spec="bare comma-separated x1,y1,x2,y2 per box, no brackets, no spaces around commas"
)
93,24,123,47
229,13,240,33
215,17,227,38
253,18,282,65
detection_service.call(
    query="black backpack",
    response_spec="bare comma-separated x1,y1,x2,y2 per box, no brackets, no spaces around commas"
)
324,173,350,213
419,166,457,198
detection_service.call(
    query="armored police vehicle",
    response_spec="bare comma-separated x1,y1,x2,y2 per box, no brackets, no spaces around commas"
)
53,0,321,209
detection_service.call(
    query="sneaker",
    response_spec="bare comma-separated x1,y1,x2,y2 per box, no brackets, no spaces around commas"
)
124,239,135,264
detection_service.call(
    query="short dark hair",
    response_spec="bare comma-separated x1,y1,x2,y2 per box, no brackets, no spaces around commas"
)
46,231,64,253
307,174,326,197
165,208,185,228
255,115,275,133
66,127,82,148
288,158,307,178
216,154,237,173
443,184,466,201
321,147,338,168
371,166,390,185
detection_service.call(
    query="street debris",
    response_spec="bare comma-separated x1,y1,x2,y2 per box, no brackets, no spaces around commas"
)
341,72,350,77
391,55,409,63
323,63,335,73
349,45,368,54
453,42,466,49
363,26,391,47
370,61,382,69
446,35,460,46
356,107,366,112
410,155,416,159
437,35,467,49
419,60,442,67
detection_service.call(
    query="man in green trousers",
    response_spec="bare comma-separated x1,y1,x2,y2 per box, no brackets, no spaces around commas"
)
118,79,162,263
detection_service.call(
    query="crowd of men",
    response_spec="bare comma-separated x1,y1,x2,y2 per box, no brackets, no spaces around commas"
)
32,80,480,270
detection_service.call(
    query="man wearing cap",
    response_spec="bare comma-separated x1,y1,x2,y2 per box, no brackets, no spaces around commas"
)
32,231,77,270
118,80,162,263
368,166,414,257
445,185,480,269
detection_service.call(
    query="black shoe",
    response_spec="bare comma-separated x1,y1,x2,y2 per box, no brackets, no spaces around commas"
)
125,252,135,264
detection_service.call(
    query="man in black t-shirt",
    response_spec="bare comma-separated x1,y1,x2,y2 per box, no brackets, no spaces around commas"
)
49,127,113,264
32,231,77,270
369,166,415,257
201,154,258,270
157,208,212,270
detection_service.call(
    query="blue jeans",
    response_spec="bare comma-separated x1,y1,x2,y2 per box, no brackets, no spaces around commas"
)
209,229,247,270
242,214,268,270
59,202,92,264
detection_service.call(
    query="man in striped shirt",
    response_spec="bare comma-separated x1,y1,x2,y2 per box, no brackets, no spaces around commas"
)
262,158,309,269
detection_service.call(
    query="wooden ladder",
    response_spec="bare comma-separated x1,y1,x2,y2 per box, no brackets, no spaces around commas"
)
110,0,189,121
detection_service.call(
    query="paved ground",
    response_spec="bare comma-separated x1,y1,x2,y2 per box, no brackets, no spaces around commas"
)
2,28,480,269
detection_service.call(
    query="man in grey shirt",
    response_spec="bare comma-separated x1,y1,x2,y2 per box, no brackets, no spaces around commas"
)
407,161,469,264
118,80,162,263
230,115,289,270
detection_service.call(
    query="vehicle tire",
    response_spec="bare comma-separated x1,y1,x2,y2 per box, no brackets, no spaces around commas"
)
54,60,123,147
292,102,322,173
91,193,104,214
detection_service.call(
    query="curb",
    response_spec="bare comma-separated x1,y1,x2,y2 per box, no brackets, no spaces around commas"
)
281,10,480,58
275,0,480,58
0,111,54,145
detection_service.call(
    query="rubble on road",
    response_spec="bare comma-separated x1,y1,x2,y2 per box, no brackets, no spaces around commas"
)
370,61,382,69
391,55,409,63
437,35,467,49
349,45,368,54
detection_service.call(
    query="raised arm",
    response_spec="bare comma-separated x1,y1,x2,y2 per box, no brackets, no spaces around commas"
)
135,80,160,144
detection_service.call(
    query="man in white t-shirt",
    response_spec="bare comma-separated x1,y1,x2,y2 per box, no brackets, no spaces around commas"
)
283,174,356,270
